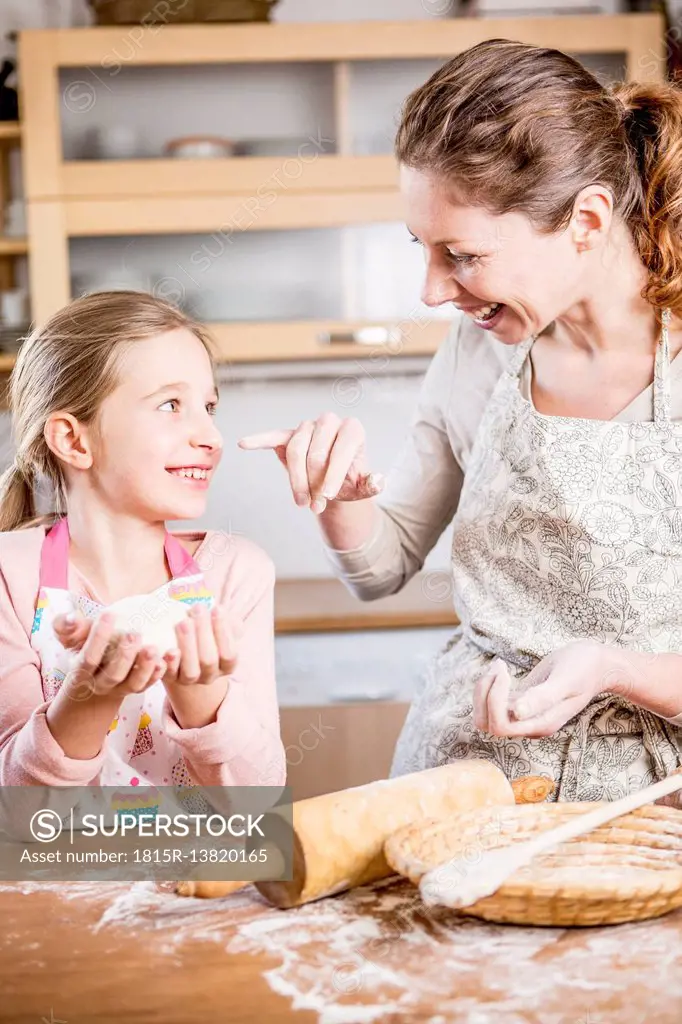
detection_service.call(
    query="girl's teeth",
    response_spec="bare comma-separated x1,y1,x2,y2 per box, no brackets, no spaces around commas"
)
172,468,208,479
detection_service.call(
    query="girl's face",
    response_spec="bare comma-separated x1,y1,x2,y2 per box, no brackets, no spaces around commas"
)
93,328,222,521
400,166,586,344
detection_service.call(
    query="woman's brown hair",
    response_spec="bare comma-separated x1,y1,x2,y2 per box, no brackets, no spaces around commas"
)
0,290,215,533
395,39,682,316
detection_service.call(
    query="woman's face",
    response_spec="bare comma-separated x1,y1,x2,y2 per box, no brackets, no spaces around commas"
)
92,328,223,521
400,166,586,345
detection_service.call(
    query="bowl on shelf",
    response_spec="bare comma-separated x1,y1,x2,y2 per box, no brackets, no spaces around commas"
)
95,125,142,161
164,135,236,159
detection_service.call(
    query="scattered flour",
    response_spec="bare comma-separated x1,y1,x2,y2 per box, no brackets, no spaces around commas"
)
4,876,682,1023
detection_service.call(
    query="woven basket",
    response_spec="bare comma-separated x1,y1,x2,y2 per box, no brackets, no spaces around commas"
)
385,801,682,927
87,0,279,24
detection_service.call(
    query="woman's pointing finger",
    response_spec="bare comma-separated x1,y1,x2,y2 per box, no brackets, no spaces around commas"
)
237,429,295,450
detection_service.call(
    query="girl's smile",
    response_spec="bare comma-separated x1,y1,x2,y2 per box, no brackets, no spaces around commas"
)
166,464,213,488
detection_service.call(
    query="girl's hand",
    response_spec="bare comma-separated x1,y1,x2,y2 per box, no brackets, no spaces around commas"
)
238,413,384,515
54,609,93,651
64,612,165,702
161,603,241,689
473,640,612,738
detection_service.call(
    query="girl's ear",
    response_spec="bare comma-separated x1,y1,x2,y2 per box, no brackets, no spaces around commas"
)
44,412,94,470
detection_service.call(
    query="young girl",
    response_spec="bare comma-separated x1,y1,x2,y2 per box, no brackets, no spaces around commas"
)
0,290,285,790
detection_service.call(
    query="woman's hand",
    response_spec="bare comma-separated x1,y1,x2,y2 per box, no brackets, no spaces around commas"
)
473,640,615,738
63,611,166,702
238,413,384,514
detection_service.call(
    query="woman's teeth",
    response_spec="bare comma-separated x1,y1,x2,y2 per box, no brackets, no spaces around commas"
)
473,302,501,322
169,468,208,480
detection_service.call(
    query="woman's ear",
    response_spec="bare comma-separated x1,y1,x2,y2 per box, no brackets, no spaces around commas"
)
44,412,94,471
570,184,613,253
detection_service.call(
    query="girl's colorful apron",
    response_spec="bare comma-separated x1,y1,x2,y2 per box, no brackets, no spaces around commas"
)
30,517,214,788
392,311,682,799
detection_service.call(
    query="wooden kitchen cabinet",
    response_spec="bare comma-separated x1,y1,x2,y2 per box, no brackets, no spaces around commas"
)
15,13,665,363
279,700,409,800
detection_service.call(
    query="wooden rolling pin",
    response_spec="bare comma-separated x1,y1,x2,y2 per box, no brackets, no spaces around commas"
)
175,771,554,901
176,761,515,904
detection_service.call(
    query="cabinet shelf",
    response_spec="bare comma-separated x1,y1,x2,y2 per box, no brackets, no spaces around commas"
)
209,318,448,362
62,190,402,236
274,575,458,633
60,154,396,200
0,122,21,144
38,14,665,67
0,317,449,370
0,237,28,256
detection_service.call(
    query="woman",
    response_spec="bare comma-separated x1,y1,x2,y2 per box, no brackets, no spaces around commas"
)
240,39,682,801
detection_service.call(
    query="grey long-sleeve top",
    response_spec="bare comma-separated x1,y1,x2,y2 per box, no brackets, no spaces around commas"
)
324,313,682,600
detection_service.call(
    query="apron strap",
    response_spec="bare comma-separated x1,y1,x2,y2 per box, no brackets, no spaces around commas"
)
40,517,202,590
39,517,70,589
509,311,672,424
653,308,672,426
164,532,202,578
507,336,535,379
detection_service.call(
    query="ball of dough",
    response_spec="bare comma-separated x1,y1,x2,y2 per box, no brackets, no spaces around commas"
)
105,593,190,654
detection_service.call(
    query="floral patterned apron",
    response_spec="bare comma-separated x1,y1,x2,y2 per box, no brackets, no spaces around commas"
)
392,310,682,800
30,517,214,788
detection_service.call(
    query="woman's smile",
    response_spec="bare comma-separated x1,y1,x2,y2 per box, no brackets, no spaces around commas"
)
454,301,506,330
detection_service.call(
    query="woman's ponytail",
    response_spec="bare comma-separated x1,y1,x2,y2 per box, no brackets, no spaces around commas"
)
0,462,36,533
614,80,682,315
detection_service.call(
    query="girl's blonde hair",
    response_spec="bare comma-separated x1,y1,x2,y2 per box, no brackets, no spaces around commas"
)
395,40,682,316
0,290,215,534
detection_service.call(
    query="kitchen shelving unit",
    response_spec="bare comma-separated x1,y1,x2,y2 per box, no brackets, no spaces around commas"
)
16,12,665,368
0,120,26,381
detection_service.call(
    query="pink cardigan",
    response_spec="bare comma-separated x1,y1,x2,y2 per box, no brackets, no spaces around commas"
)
0,526,285,788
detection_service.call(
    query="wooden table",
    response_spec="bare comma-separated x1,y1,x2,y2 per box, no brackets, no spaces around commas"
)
2,876,682,1023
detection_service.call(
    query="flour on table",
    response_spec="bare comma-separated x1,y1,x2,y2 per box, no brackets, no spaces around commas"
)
6,877,682,1023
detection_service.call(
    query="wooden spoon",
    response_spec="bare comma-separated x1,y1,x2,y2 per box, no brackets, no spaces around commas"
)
420,768,682,910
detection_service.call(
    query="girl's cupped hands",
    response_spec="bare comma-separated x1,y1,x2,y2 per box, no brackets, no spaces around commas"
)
54,603,241,696
159,603,240,688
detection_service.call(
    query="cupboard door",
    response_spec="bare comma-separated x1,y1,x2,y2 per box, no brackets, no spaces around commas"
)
279,702,409,799
68,221,452,361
